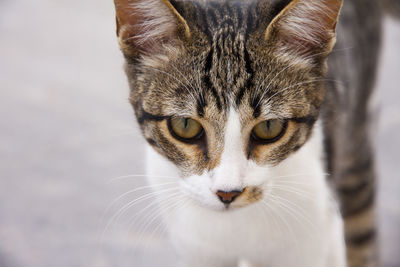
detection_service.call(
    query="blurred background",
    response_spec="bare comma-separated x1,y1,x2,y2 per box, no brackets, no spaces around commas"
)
0,0,399,266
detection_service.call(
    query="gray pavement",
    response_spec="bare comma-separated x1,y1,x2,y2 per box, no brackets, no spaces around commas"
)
0,1,399,267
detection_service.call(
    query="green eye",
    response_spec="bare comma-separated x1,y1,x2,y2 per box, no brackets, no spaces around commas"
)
169,117,203,141
252,119,286,142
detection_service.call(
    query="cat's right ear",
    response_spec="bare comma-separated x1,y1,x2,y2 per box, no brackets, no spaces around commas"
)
114,0,191,59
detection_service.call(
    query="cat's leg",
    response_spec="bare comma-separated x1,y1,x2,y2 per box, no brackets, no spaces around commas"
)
334,146,379,267
345,209,379,267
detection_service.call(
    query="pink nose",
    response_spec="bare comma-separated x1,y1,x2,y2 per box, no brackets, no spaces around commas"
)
216,190,244,204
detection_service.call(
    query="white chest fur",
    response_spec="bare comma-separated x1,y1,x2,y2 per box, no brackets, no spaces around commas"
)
145,124,346,267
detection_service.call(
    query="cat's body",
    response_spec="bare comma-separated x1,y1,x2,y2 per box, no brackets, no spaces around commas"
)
114,0,381,266
323,1,381,266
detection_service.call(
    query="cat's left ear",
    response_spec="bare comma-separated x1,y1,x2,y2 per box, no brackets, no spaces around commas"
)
114,0,191,58
265,0,343,61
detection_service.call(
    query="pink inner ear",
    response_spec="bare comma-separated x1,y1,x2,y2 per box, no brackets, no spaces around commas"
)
114,0,179,56
269,0,342,57
115,0,143,38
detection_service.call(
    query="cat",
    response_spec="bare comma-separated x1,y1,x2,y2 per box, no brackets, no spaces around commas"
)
113,0,381,266
382,0,400,18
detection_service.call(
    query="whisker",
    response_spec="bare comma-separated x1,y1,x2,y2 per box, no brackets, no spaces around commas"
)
269,193,319,235
129,191,182,234
169,63,199,95
269,194,303,226
146,67,198,103
143,196,188,249
116,191,183,260
255,165,330,176
258,201,283,236
270,180,315,186
262,198,298,247
253,54,317,106
127,192,183,250
155,198,191,240
192,59,205,101
253,45,349,108
269,172,330,179
261,79,329,108
134,193,185,248
103,181,180,217
101,186,179,242
268,185,315,201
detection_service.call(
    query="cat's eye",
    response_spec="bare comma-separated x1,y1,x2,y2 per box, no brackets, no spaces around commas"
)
169,117,204,141
251,119,287,143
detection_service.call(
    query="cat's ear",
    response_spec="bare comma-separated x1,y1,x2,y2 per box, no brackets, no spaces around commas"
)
265,0,343,61
114,0,191,58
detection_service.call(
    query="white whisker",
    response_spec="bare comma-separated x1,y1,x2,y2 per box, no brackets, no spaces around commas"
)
143,196,189,249
147,67,198,103
101,186,179,242
102,181,180,218
134,193,185,248
269,184,315,201
262,198,299,248
253,46,349,108
270,193,318,236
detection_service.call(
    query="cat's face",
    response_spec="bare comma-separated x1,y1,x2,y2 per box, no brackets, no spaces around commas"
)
115,0,342,210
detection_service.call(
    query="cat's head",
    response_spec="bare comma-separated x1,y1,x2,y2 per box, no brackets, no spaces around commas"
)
114,0,342,210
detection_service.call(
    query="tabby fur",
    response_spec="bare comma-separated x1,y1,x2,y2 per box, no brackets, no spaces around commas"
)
114,0,381,266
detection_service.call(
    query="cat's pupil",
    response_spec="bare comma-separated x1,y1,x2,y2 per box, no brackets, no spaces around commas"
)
184,118,189,128
265,121,271,131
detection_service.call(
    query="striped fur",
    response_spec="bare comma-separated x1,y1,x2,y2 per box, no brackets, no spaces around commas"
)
382,0,400,18
323,0,382,265
114,0,382,266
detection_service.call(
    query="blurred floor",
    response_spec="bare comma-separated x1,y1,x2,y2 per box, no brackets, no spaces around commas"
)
0,1,399,267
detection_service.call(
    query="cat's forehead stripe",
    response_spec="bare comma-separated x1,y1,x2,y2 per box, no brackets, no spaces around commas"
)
191,1,256,111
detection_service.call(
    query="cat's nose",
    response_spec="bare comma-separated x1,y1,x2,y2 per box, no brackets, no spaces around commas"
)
216,189,244,204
